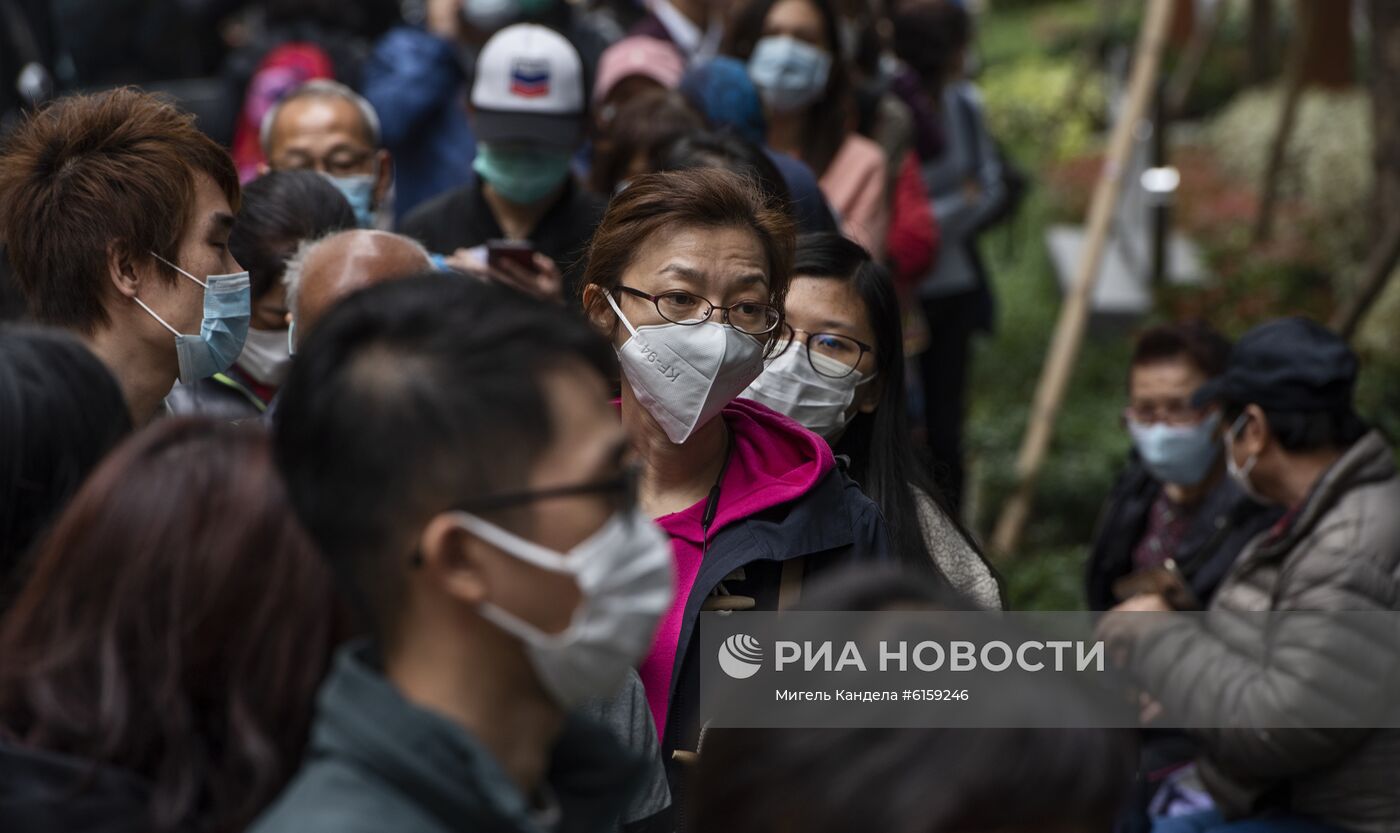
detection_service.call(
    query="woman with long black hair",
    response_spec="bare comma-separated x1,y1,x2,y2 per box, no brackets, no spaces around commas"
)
745,232,1002,608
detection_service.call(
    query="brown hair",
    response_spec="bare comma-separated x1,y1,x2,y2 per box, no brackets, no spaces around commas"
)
581,167,796,331
589,89,705,195
0,88,241,333
0,418,338,833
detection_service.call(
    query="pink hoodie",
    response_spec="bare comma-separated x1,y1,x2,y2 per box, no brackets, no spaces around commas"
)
637,397,835,735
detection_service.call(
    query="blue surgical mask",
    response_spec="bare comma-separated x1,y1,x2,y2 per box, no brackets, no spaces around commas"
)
1127,411,1221,487
324,171,378,229
747,35,833,114
135,253,251,385
473,143,572,205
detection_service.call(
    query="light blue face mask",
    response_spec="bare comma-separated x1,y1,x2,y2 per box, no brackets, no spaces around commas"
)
1127,411,1222,487
473,143,572,205
324,171,377,229
747,35,833,115
135,253,252,385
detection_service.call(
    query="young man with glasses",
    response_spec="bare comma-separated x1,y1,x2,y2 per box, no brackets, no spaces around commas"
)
1086,321,1282,614
259,274,672,833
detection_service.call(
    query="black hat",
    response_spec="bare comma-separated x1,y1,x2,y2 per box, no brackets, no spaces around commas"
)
1192,317,1358,412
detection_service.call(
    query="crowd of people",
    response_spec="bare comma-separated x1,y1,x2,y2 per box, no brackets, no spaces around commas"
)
1,1,1398,832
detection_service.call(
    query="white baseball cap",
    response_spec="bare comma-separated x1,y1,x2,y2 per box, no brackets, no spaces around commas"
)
470,23,585,150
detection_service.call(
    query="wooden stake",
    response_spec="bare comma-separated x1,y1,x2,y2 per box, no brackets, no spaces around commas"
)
990,0,1176,559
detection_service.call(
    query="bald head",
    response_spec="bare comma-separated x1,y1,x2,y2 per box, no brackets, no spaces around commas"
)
287,230,433,345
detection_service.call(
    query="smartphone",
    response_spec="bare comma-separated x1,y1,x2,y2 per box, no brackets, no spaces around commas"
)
486,239,536,271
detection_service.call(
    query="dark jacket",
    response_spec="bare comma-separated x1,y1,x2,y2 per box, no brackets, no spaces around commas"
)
361,26,476,220
0,742,160,833
250,642,651,833
1086,456,1281,611
661,457,894,818
399,175,606,299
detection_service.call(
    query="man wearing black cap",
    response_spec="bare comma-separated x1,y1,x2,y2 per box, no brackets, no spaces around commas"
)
1099,317,1400,833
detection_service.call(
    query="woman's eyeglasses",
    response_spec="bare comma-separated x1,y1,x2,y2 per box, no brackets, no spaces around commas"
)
773,323,872,379
615,286,781,336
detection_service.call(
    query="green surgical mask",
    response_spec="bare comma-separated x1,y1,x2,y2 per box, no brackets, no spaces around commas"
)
473,143,572,205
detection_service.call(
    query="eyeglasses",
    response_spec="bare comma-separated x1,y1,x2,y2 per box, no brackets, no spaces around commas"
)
455,466,639,515
614,286,781,336
276,150,377,178
773,323,872,379
1124,403,1209,427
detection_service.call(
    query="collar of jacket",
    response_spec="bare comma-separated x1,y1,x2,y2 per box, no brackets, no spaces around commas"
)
1252,430,1396,559
308,641,645,833
665,465,866,693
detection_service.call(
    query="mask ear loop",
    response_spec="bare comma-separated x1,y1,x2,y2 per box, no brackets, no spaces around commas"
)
603,291,641,340
131,296,183,337
133,251,205,336
148,251,209,288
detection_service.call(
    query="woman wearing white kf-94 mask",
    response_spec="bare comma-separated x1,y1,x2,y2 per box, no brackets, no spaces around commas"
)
581,168,913,793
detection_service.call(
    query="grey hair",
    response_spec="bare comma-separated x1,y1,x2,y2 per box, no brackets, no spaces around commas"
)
260,80,383,157
284,231,432,320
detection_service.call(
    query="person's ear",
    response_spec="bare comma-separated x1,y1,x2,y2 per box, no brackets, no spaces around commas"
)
416,513,491,606
582,283,618,336
257,161,272,176
106,242,143,300
1241,404,1270,456
374,149,394,205
857,376,882,414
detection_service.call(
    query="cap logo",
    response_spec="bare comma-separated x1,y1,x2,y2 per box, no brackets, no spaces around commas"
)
510,58,551,98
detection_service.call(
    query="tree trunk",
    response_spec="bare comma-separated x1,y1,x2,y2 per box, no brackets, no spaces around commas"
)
1372,0,1400,232
1170,0,1195,47
1249,0,1276,83
1300,0,1355,88
1346,0,1400,337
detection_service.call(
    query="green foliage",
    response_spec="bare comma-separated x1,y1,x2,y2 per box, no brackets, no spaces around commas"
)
1207,87,1373,269
979,55,1106,164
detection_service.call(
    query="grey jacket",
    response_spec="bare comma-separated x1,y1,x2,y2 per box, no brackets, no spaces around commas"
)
1115,431,1400,831
918,81,1006,300
250,642,664,833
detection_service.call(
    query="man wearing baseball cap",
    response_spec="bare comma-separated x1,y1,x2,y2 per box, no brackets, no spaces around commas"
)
1099,317,1400,833
401,23,605,303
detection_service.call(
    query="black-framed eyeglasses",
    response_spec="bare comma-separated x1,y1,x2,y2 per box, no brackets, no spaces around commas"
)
773,323,873,379
615,285,781,336
455,466,639,514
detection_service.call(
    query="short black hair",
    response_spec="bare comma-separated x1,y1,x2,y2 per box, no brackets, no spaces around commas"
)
1223,404,1368,454
657,130,794,218
229,170,358,300
272,275,615,628
0,325,132,591
1130,320,1232,380
892,1,973,85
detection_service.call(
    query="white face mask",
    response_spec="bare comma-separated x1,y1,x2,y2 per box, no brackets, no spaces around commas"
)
1225,413,1269,505
743,343,876,439
238,326,293,386
453,506,674,709
605,292,766,444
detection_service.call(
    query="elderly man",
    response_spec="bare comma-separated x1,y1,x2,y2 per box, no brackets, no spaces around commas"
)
262,80,395,230
285,230,434,350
